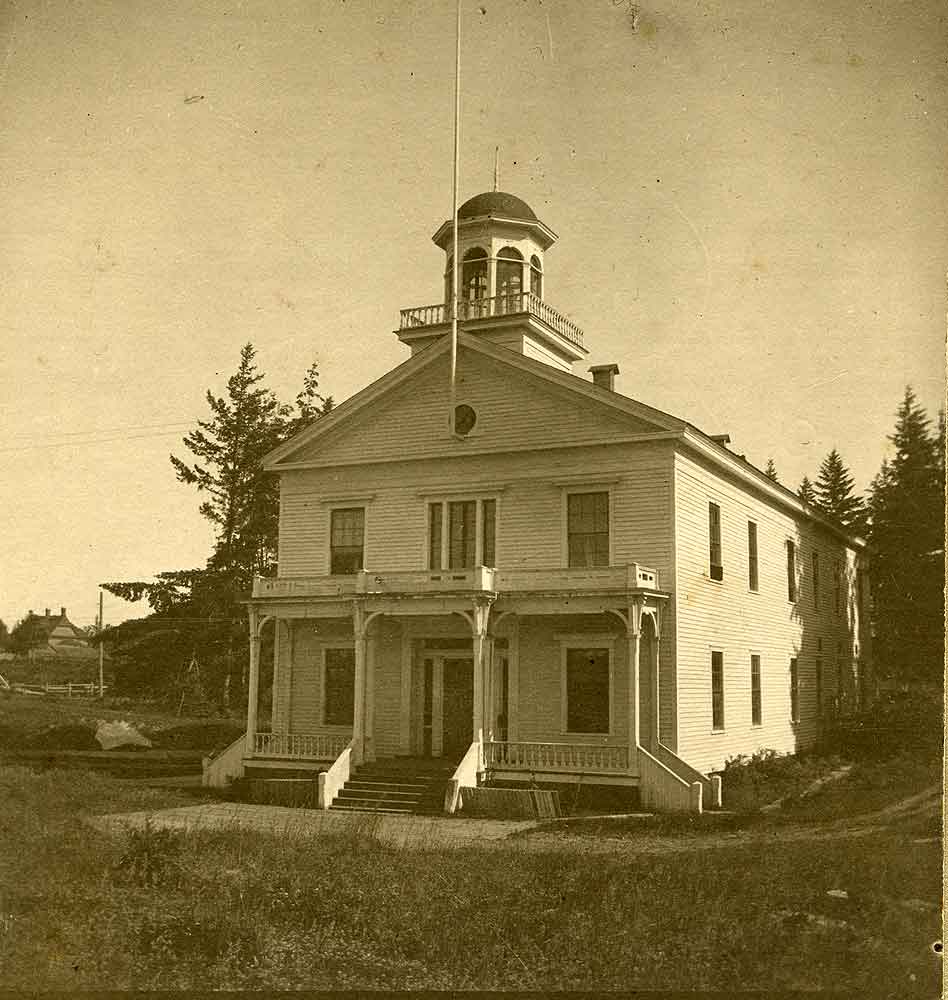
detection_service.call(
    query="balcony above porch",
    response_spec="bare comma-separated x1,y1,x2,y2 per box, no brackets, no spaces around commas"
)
395,291,587,364
250,563,663,604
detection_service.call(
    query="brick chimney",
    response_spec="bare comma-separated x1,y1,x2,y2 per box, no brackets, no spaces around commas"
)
589,363,619,392
44,608,50,618
60,606,66,618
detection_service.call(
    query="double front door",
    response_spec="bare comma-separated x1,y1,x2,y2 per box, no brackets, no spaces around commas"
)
419,655,473,761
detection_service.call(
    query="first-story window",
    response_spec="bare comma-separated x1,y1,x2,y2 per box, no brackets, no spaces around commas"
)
815,657,823,715
564,647,610,734
750,654,762,726
428,498,498,569
330,507,364,574
711,651,725,731
567,491,609,567
323,647,355,726
790,657,800,723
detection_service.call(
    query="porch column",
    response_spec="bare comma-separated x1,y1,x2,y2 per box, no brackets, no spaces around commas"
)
626,617,641,763
649,616,661,747
245,608,261,757
271,618,282,731
352,603,367,766
364,621,377,762
470,597,493,744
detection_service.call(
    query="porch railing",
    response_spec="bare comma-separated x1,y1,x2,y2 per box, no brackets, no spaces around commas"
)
398,291,585,348
253,731,351,760
484,740,629,774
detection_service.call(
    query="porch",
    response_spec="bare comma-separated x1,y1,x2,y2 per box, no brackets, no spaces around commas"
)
222,563,717,811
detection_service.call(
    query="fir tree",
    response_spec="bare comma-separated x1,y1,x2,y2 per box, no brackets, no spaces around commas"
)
867,387,944,685
764,458,779,482
797,475,816,505
813,448,866,532
104,346,331,702
170,343,287,584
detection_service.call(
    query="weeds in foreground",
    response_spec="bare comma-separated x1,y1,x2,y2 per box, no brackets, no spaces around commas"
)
0,766,940,992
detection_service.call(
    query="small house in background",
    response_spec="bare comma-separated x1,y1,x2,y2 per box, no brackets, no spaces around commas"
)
205,191,871,814
16,608,95,660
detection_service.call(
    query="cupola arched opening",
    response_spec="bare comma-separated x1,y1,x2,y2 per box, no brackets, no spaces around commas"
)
497,247,524,311
461,247,488,315
444,254,453,305
530,254,543,298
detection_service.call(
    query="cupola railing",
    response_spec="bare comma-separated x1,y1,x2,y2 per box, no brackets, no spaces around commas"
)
399,290,584,348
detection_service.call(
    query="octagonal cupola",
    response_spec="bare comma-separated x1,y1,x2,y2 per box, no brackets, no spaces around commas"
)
433,191,556,306
396,191,587,372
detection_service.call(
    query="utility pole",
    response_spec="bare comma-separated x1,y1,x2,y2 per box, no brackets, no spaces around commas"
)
97,589,105,698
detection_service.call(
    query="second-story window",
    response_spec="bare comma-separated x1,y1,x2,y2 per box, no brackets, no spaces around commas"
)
812,551,820,608
786,540,797,602
567,491,609,567
709,502,723,581
834,560,841,616
747,521,759,591
428,498,498,570
330,508,364,574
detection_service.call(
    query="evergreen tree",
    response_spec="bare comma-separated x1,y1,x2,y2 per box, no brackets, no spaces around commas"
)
170,343,287,586
104,346,331,703
867,387,944,685
764,458,779,482
813,448,866,532
797,475,816,505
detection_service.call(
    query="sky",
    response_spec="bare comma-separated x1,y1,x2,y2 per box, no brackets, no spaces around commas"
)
1,0,945,630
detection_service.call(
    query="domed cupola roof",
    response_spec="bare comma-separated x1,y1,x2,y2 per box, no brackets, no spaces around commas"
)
432,190,557,251
457,191,538,222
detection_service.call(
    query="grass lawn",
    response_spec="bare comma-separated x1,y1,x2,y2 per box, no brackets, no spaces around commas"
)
0,764,940,993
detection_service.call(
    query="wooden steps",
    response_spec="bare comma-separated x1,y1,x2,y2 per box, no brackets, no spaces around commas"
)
329,757,455,815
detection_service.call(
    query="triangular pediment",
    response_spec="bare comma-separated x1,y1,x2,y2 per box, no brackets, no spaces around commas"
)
268,336,682,469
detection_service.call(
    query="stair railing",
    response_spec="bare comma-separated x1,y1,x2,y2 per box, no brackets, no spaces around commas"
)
443,729,483,814
202,731,247,788
317,739,354,810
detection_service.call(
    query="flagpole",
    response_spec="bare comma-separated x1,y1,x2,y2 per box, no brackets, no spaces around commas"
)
449,0,461,434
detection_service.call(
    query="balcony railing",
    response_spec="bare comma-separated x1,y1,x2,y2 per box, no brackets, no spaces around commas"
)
399,291,584,348
252,564,659,601
495,563,659,592
484,740,630,774
253,731,351,760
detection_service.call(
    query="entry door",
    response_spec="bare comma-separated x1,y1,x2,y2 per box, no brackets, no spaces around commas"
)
441,658,474,760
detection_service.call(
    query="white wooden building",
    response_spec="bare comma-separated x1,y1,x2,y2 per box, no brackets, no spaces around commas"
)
214,191,871,813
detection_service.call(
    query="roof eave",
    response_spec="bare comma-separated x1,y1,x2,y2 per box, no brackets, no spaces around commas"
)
680,428,868,549
431,215,558,251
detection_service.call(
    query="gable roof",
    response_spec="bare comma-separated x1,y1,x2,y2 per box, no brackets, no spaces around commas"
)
265,332,866,548
264,332,685,470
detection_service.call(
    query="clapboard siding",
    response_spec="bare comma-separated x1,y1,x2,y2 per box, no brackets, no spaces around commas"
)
370,623,404,758
515,615,630,744
278,440,677,580
282,347,662,468
673,449,869,773
280,620,354,737
288,627,320,733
